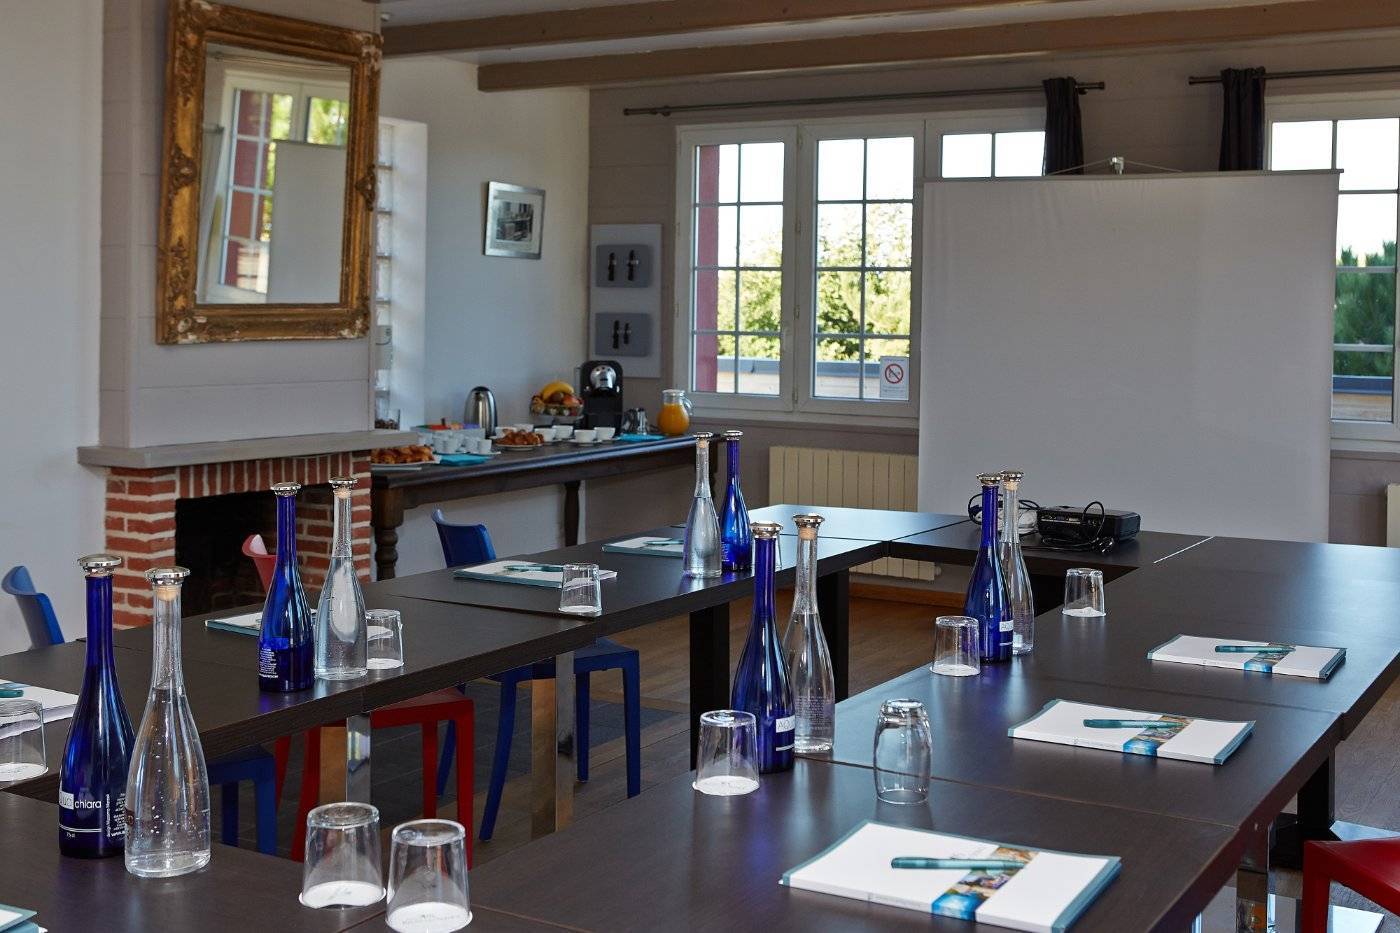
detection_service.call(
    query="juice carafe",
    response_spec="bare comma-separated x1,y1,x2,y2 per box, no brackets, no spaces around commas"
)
658,389,692,436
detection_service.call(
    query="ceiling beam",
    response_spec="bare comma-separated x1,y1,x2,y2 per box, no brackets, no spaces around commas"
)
476,0,1400,91
381,0,1085,56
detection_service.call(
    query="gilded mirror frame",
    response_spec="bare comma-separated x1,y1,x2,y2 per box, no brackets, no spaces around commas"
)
156,0,380,344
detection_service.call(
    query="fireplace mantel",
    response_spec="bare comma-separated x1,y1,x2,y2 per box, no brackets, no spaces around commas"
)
77,429,416,469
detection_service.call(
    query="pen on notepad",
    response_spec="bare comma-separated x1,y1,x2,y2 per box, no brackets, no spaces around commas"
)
1213,645,1293,654
891,857,1027,871
0,688,23,698
504,564,565,573
1083,719,1177,730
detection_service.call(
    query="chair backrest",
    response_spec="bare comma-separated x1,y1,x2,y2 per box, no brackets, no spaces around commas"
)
2,565,66,648
431,509,497,567
241,534,276,593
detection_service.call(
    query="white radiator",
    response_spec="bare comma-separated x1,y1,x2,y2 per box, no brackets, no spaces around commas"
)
1387,484,1400,547
768,446,936,581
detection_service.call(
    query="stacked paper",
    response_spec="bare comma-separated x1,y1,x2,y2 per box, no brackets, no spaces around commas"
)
1009,699,1253,765
453,561,618,588
1148,635,1344,680
601,536,684,558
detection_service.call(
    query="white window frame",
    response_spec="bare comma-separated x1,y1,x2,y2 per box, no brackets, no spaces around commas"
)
1268,91,1400,444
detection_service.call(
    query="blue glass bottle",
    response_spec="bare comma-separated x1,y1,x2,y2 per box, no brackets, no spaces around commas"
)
730,522,794,773
59,554,135,858
718,430,752,572
258,482,314,692
965,473,1012,662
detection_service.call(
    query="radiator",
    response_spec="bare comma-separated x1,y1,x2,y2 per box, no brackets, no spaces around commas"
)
767,446,937,581
1388,484,1400,547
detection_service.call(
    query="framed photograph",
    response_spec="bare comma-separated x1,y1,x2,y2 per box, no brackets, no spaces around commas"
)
484,181,545,259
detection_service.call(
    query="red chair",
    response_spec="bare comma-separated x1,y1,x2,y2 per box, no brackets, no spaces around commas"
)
1302,838,1400,931
241,535,475,865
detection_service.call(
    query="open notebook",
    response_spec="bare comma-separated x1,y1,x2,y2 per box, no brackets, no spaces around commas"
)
600,536,684,558
1009,699,1253,765
452,561,617,588
782,821,1119,933
1148,635,1344,680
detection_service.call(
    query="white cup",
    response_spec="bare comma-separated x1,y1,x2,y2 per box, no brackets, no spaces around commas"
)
430,434,453,454
416,431,434,447
448,431,467,453
535,426,557,442
594,427,616,441
492,427,508,438
554,425,575,440
461,427,485,441
573,429,597,443
477,439,493,454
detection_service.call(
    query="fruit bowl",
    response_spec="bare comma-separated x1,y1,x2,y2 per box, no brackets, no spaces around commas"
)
530,379,584,418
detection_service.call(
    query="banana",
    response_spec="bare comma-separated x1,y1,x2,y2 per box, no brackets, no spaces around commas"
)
539,379,576,400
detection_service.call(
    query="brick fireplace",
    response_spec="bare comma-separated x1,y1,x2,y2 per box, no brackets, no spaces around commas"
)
102,451,372,627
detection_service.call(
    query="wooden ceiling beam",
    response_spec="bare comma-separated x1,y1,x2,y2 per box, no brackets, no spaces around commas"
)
381,0,1084,56
475,0,1400,91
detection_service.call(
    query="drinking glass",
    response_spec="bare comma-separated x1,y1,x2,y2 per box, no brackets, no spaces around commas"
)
873,699,932,805
693,710,760,796
300,802,385,909
559,563,602,615
387,819,471,933
931,615,980,677
1062,568,1107,618
367,609,405,670
0,698,46,782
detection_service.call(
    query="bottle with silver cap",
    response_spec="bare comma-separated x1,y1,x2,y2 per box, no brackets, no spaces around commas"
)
718,430,752,572
125,567,210,878
258,482,315,692
682,432,722,579
998,471,1036,655
731,521,795,772
782,514,835,754
315,477,368,681
964,473,1012,663
58,554,135,858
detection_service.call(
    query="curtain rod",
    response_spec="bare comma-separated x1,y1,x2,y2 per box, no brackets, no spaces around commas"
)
623,81,1105,117
1189,65,1400,85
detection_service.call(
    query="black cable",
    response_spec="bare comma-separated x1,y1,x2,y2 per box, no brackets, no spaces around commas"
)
971,494,1120,553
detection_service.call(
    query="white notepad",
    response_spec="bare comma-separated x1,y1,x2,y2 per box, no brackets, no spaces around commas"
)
0,683,77,737
1008,699,1253,765
204,611,262,636
601,536,684,558
452,561,618,588
782,821,1119,933
1148,635,1344,680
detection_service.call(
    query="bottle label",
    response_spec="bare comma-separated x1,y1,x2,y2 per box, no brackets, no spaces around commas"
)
775,715,795,733
58,790,75,809
1000,618,1014,632
258,646,278,678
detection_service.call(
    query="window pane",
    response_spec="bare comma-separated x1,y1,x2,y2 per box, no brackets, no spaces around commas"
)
1337,194,1397,266
696,144,737,203
1337,119,1399,191
738,204,783,266
865,202,911,268
376,212,392,257
995,131,1045,177
739,142,785,202
235,90,266,135
865,271,911,334
233,139,260,187
817,203,862,267
263,142,277,188
1271,121,1332,171
864,338,912,397
738,271,782,331
738,335,781,395
815,338,862,398
269,94,294,140
258,195,273,241
228,190,255,239
1333,269,1395,423
818,139,864,200
816,271,862,334
866,137,914,199
307,97,348,146
377,122,394,167
694,206,737,267
693,269,735,330
942,133,991,178
694,332,735,394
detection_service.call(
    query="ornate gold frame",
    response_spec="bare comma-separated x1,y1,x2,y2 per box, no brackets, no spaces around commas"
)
156,0,381,344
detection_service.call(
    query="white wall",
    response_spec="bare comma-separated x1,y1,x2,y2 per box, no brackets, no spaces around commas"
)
0,2,104,650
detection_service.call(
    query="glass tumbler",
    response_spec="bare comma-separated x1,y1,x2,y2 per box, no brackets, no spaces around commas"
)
367,609,405,670
387,819,471,933
873,699,932,805
1062,568,1107,618
931,616,980,677
559,563,602,615
0,698,46,782
692,710,760,797
300,802,385,909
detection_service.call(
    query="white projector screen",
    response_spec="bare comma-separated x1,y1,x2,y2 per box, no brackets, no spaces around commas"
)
917,171,1338,541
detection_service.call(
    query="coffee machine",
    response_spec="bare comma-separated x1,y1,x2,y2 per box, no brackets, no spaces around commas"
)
579,360,624,430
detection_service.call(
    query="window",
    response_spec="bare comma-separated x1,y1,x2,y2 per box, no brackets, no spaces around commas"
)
1269,98,1400,439
677,113,1043,420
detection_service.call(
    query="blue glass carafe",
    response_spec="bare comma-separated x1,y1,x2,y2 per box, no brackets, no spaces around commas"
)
730,522,794,773
59,554,135,858
964,473,1012,662
258,482,314,692
718,430,752,572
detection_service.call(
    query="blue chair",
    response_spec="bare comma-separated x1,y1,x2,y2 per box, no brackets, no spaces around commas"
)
3,565,279,855
430,510,642,840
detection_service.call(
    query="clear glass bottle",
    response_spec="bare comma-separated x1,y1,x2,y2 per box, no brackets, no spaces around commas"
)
258,482,315,692
964,473,1012,663
59,554,135,858
999,471,1036,655
125,567,211,878
316,477,368,680
718,430,752,572
782,513,834,755
682,432,722,579
731,521,795,773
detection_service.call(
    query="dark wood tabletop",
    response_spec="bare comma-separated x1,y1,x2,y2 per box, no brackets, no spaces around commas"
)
470,758,1240,933
1165,534,1400,583
747,503,968,541
891,523,1211,579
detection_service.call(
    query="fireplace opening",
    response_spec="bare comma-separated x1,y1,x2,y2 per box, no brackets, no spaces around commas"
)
174,491,275,616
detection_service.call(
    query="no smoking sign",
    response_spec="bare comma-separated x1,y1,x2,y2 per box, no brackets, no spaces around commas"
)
879,356,909,401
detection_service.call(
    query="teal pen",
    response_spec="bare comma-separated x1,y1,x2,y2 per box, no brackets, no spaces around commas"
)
1083,718,1177,729
1214,645,1293,653
505,564,565,573
891,857,1027,871
0,688,23,698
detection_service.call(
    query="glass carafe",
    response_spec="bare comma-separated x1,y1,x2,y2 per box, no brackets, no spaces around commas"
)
316,477,368,680
657,388,692,437
718,430,752,572
964,473,1012,663
682,432,722,578
258,482,314,692
782,514,834,754
731,522,794,773
126,567,211,878
999,471,1036,655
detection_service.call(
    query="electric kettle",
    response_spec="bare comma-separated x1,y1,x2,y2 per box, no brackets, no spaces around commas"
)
464,386,496,433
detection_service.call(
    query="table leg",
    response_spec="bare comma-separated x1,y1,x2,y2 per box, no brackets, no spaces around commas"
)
689,604,731,767
1236,824,1275,933
345,713,371,803
564,481,581,547
372,488,405,581
531,650,577,838
817,570,850,701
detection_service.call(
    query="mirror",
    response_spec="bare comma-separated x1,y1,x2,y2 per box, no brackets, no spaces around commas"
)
157,0,380,343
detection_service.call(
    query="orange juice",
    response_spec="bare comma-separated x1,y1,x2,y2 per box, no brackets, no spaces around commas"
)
658,389,692,436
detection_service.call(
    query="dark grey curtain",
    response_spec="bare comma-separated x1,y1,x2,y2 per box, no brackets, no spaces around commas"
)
1042,77,1085,175
1218,67,1267,171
